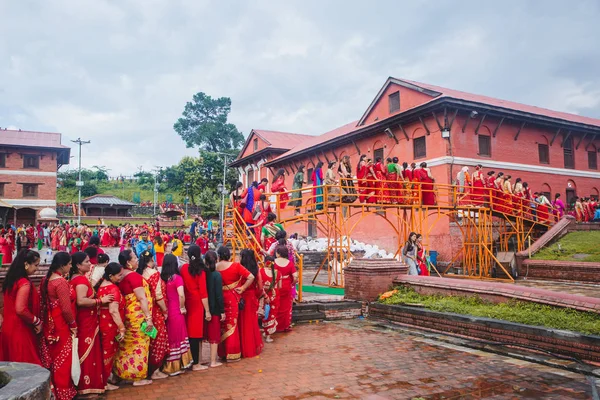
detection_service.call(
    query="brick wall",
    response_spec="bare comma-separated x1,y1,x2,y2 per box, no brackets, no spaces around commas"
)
0,149,58,202
370,303,600,363
344,259,408,302
518,259,600,283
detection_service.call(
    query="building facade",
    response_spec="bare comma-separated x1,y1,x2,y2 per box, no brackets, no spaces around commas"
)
0,129,70,225
233,77,600,261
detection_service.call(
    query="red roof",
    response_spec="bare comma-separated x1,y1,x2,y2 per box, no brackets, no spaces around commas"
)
0,129,70,149
402,78,600,129
252,130,313,149
270,121,359,162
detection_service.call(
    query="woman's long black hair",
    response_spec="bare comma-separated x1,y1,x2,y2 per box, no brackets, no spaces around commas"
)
187,244,206,277
272,168,285,183
118,249,134,268
69,251,89,279
2,249,40,293
264,255,276,292
93,262,123,292
356,154,366,173
239,249,258,279
136,250,154,275
41,252,71,320
161,254,180,282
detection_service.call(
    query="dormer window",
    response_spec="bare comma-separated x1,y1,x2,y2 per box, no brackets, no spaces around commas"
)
253,138,258,151
389,91,400,113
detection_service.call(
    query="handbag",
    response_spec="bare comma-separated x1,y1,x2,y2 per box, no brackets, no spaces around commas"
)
238,297,246,311
264,304,271,320
71,335,81,386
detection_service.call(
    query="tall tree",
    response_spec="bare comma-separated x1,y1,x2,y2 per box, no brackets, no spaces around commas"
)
174,93,244,152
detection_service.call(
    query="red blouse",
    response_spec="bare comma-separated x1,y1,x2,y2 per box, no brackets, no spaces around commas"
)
180,263,209,338
118,271,144,295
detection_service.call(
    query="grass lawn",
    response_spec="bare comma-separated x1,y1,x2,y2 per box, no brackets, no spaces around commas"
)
531,231,600,263
379,287,600,336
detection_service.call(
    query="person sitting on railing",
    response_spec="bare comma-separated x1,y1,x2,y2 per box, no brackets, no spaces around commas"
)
289,165,306,216
271,169,289,209
324,160,341,204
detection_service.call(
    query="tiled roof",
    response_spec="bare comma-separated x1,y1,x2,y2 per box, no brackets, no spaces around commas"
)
0,129,70,149
82,195,136,206
252,130,313,150
402,78,600,129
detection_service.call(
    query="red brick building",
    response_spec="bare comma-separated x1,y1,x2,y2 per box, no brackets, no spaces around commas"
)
233,77,600,260
0,129,70,225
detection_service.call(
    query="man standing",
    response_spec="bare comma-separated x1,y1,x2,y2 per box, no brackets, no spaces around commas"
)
207,219,214,240
135,232,155,260
190,218,198,244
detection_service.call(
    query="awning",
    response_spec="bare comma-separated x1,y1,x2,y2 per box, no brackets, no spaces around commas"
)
0,199,14,208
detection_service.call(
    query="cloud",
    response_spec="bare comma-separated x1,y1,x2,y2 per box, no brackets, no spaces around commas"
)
1,0,599,176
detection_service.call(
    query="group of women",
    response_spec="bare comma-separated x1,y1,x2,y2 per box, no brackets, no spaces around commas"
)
0,238,297,399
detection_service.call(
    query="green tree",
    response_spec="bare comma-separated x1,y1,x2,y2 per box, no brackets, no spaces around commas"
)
91,165,110,181
173,92,244,152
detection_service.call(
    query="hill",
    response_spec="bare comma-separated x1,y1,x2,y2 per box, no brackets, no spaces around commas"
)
57,180,187,204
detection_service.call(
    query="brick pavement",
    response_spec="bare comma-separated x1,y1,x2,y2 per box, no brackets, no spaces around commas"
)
106,320,594,399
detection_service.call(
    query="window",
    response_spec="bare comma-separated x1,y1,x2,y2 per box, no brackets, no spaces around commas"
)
22,184,38,198
389,91,400,113
23,154,40,169
413,136,426,159
253,138,258,151
0,183,4,197
373,148,384,162
307,168,314,185
478,135,491,156
538,144,549,164
566,189,576,206
0,154,5,168
563,136,574,169
246,169,254,187
589,150,598,170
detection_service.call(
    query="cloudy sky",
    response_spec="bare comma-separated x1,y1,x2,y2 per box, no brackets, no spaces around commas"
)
1,0,599,176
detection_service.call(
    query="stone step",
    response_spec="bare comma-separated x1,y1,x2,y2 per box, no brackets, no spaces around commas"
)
292,310,326,322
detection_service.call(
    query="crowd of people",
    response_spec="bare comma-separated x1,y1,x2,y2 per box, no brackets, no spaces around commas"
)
0,234,297,398
228,159,599,225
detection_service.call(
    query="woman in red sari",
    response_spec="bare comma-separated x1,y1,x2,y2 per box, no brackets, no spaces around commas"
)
100,227,111,247
416,162,436,205
69,252,112,395
271,168,289,209
258,178,269,193
373,157,386,203
493,172,505,213
260,256,279,343
415,234,430,276
485,170,496,207
470,165,485,206
137,251,169,380
250,194,273,238
94,262,125,391
502,175,515,215
0,232,13,265
239,249,264,358
216,246,254,362
1,249,42,364
364,159,378,204
356,155,367,203
40,252,77,400
180,245,210,370
274,245,298,333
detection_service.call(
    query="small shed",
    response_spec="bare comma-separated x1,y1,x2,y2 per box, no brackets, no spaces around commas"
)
81,195,135,217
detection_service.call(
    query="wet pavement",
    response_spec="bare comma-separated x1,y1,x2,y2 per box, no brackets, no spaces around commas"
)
106,319,596,399
514,279,600,299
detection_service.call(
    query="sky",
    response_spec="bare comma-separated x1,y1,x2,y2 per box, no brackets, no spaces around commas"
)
1,0,600,176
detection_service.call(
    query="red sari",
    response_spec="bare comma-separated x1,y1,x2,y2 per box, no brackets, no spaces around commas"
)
70,275,105,395
471,170,485,206
239,278,263,358
41,277,77,400
143,269,169,374
357,162,367,203
385,164,399,204
275,260,295,332
374,162,386,203
417,245,430,276
416,169,436,205
1,277,41,364
0,237,13,265
180,264,208,339
97,283,124,388
218,262,251,361
260,267,279,336
271,176,289,209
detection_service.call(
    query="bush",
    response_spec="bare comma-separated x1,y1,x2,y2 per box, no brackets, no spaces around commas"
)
80,183,98,197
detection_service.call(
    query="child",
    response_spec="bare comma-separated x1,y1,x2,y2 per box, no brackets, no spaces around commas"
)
89,253,110,287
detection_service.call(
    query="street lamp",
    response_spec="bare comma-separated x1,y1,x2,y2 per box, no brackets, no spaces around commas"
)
185,183,190,219
71,138,90,224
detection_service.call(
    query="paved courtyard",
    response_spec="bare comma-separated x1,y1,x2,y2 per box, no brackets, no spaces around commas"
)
106,320,595,399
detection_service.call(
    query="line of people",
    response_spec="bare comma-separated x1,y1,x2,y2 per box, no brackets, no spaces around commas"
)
0,241,297,399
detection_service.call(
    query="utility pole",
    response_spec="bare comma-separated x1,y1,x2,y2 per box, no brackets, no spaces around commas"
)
71,138,90,224
152,167,161,216
218,153,228,245
185,183,190,219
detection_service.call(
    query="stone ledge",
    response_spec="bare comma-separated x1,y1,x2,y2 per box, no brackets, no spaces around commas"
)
0,362,51,400
518,259,600,283
369,303,600,363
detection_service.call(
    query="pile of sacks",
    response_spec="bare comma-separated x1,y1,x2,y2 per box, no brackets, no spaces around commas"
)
290,236,396,259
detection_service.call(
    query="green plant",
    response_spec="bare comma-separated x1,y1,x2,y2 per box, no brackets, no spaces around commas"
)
379,287,600,335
